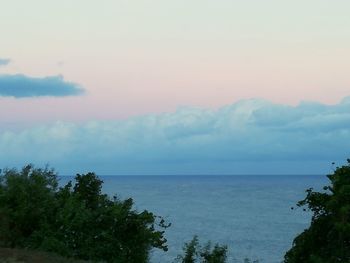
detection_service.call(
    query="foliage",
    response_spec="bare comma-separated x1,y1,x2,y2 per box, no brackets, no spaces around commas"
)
175,236,228,263
284,159,350,263
0,165,169,263
0,165,58,248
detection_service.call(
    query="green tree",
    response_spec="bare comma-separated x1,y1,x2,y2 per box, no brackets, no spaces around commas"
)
175,236,227,263
73,172,103,210
181,236,199,263
200,242,228,263
0,165,57,248
0,165,169,263
284,159,350,263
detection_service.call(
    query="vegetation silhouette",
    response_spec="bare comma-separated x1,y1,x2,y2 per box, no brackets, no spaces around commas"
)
284,159,350,263
0,165,169,262
174,235,228,263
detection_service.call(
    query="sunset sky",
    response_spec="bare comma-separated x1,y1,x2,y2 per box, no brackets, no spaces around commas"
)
0,0,349,174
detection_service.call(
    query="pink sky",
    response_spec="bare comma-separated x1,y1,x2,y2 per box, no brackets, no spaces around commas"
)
0,0,349,124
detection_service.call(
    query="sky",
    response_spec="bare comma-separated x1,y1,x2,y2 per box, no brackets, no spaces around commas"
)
0,0,349,174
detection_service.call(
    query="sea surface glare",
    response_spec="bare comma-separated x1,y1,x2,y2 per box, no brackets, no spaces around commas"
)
60,175,326,263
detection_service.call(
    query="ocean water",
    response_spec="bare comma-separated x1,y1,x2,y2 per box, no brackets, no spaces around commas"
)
61,175,327,263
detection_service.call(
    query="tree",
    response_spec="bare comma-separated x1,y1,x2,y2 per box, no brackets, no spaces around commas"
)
181,236,199,263
284,159,350,263
200,242,228,263
0,165,57,248
0,165,169,263
175,236,228,263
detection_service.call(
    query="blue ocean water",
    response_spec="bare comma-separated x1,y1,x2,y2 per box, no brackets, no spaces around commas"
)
60,175,327,263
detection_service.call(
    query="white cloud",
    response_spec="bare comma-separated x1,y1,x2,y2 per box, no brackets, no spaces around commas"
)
0,97,349,175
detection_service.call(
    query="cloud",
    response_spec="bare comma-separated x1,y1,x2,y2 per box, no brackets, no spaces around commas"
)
0,74,84,98
0,58,11,66
0,97,349,174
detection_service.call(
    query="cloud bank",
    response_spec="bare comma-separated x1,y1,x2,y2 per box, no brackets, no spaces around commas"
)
0,74,84,98
0,97,349,174
0,58,10,66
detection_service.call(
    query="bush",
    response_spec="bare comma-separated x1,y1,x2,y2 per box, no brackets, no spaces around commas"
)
175,236,228,263
0,165,169,263
284,159,350,263
0,165,58,248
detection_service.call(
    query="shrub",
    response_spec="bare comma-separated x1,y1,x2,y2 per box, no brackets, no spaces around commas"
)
284,159,350,263
175,236,228,263
0,165,169,263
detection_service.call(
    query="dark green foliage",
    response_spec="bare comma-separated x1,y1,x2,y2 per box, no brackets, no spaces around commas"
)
284,159,350,263
175,236,228,263
0,165,169,263
180,236,199,263
200,242,228,263
73,172,104,210
0,165,58,248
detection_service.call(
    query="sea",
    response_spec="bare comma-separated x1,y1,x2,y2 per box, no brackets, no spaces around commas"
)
60,175,327,263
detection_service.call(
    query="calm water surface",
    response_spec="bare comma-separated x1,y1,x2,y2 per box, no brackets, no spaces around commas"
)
60,175,326,263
